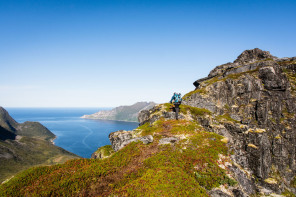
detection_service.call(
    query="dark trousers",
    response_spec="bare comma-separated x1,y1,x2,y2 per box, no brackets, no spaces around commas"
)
173,102,181,120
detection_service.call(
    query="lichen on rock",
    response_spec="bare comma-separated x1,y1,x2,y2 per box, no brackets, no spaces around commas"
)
183,48,296,195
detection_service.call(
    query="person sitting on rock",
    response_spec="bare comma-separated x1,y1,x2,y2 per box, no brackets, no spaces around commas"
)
170,92,182,120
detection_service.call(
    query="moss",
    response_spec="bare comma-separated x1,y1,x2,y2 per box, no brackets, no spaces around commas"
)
282,108,295,120
144,119,202,136
215,114,240,123
278,60,296,66
94,145,115,159
142,132,229,191
224,104,231,112
270,117,277,123
252,58,274,64
195,171,237,190
180,105,212,118
115,166,208,196
183,88,208,100
283,68,296,94
163,103,173,111
204,76,220,86
282,189,296,197
224,68,259,81
138,122,158,136
291,176,296,188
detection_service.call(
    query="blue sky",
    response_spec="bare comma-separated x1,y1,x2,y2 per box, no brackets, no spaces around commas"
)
1,0,295,107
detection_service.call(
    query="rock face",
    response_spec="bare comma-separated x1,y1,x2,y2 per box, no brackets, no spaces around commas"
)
109,130,153,151
81,102,156,122
234,48,276,64
0,125,16,141
182,49,296,195
194,48,278,88
0,107,18,133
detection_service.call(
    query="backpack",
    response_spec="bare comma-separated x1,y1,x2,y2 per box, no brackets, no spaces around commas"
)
174,93,182,103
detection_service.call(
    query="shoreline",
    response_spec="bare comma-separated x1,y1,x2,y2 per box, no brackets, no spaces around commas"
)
80,117,139,123
50,136,57,145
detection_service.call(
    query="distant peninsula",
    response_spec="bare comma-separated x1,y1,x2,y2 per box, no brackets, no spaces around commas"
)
81,102,156,122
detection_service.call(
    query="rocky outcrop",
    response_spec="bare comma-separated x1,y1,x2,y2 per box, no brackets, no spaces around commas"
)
194,48,278,88
138,104,185,126
234,48,276,64
109,130,153,151
91,145,115,159
0,107,18,132
158,137,179,145
183,48,296,195
81,102,156,122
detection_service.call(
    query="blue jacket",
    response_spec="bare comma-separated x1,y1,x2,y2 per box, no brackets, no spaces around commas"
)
170,93,182,104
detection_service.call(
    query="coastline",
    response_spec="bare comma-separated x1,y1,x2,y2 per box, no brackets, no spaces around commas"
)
80,116,139,123
50,136,57,145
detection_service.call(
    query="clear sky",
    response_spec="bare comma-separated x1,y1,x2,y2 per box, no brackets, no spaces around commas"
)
1,0,295,107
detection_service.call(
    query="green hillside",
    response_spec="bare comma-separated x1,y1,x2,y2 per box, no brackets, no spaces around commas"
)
0,107,79,183
0,105,233,196
0,136,78,183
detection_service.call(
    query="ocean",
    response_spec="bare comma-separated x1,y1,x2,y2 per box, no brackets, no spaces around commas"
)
6,108,139,158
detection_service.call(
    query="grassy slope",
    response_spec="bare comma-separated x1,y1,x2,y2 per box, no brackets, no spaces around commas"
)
0,136,78,183
16,121,56,141
0,108,79,183
0,106,235,196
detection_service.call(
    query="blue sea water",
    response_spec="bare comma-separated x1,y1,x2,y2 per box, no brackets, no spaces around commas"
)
6,108,139,158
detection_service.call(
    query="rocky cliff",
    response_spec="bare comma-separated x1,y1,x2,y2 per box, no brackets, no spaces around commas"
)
138,48,296,196
0,107,79,183
81,101,156,122
1,49,295,196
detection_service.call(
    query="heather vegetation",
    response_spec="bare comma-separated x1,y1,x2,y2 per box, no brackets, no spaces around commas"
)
0,136,78,183
0,114,234,196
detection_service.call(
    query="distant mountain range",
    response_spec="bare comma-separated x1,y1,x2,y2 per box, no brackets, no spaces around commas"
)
81,102,156,122
0,107,79,183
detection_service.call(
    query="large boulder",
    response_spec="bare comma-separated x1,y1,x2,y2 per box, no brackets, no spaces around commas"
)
234,48,276,64
109,130,153,151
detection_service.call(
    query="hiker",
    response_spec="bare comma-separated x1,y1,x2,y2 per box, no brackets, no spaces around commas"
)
170,92,182,120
